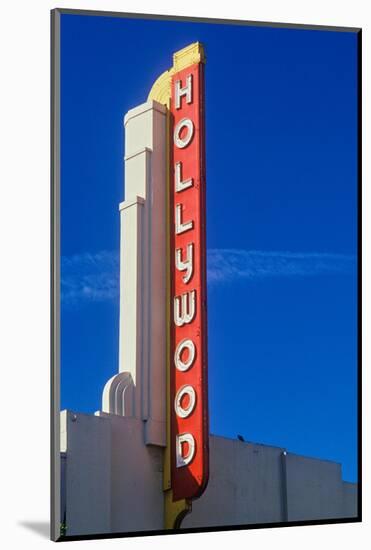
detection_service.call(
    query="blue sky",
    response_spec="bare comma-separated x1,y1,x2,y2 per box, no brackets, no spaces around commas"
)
60,14,358,482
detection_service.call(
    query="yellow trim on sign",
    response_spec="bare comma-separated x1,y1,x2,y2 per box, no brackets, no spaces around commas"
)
164,108,172,495
164,490,192,529
148,70,172,108
147,42,205,530
173,41,206,72
148,42,205,108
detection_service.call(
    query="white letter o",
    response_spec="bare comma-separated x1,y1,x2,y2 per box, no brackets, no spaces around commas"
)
174,339,195,372
174,385,196,418
174,118,194,149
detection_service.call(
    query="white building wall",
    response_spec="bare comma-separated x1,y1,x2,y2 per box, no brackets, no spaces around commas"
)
60,410,111,536
285,452,344,521
341,481,358,518
183,437,285,528
60,410,357,536
99,412,163,533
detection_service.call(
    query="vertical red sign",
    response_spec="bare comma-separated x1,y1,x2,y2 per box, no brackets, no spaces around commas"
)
170,61,208,501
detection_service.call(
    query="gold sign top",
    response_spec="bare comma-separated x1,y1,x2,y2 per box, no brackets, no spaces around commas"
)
173,42,206,71
148,42,205,107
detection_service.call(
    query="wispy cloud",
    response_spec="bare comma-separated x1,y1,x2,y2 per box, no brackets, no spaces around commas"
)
61,250,119,306
61,248,356,306
207,249,356,284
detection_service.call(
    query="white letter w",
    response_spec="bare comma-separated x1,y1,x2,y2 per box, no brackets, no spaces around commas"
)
174,290,196,326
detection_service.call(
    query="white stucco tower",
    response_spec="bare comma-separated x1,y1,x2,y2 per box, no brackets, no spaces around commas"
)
100,100,168,447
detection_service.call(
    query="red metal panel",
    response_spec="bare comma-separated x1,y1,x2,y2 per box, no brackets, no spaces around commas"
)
170,62,209,501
